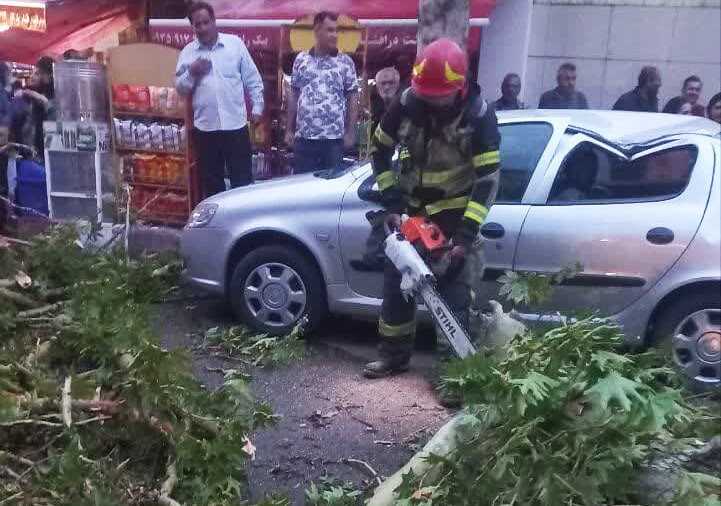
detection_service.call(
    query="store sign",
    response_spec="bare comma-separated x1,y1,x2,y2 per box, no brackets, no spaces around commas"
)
0,2,46,32
366,27,481,52
151,25,481,54
150,27,279,51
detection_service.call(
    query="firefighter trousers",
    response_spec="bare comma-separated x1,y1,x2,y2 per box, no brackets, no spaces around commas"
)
377,237,484,363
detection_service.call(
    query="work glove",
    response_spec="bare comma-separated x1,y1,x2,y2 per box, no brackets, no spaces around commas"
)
383,213,402,236
442,242,467,279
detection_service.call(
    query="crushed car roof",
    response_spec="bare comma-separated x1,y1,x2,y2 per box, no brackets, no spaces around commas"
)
497,109,720,145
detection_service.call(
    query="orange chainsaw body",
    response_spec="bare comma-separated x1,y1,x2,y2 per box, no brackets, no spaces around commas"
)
400,217,448,254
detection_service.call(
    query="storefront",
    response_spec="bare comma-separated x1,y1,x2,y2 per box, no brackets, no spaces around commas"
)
148,0,495,178
0,0,145,64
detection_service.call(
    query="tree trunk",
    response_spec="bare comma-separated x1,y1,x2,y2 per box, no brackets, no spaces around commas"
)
417,0,471,54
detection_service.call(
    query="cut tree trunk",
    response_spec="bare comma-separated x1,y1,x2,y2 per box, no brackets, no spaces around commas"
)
417,0,471,53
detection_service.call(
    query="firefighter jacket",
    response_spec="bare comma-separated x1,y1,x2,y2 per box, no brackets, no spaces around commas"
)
371,87,501,248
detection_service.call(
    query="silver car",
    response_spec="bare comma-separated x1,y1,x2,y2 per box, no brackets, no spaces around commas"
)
181,110,721,387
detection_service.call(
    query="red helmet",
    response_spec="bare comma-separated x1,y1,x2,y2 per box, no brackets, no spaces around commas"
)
411,38,468,97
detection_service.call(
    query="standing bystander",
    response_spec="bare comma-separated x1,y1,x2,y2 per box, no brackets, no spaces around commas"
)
664,97,694,115
493,73,526,111
663,76,705,117
707,92,721,124
285,12,359,174
0,62,12,230
175,2,264,198
538,63,588,109
371,67,401,134
612,66,662,112
11,56,56,164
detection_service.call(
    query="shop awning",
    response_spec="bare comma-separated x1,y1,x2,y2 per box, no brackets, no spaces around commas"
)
149,0,494,55
0,0,143,64
183,0,495,21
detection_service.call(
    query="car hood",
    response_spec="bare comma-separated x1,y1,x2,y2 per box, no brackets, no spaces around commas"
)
198,169,358,214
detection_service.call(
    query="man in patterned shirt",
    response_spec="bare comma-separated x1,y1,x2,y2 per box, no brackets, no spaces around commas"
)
285,12,359,173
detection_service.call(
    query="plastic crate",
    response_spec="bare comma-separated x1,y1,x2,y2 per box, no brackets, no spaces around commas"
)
46,151,96,194
15,159,49,217
50,196,99,221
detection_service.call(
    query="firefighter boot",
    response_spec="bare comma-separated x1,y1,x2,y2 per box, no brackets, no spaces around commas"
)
363,338,412,379
432,354,463,408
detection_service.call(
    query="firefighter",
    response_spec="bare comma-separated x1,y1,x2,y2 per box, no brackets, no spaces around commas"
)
363,38,501,382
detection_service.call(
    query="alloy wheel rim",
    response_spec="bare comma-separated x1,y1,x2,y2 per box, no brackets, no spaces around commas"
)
671,308,721,385
244,263,307,327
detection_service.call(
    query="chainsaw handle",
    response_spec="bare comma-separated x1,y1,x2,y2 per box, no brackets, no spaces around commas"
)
383,213,403,237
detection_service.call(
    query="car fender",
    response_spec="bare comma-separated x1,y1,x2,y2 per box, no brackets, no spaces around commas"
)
224,218,345,288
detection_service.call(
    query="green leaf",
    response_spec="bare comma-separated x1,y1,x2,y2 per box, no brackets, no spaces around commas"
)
674,472,721,506
509,372,559,403
637,389,683,432
583,371,646,411
590,350,632,372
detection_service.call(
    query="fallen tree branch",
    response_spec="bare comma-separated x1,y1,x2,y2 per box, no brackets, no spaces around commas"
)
345,458,383,486
0,235,32,246
17,302,64,319
0,419,63,428
0,492,23,505
0,451,35,468
0,287,41,308
74,415,113,426
0,466,20,480
38,286,69,300
27,398,122,414
62,377,72,427
158,458,182,506
209,352,253,365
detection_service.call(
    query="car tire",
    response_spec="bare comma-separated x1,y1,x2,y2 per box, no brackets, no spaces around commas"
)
229,244,326,336
650,289,721,389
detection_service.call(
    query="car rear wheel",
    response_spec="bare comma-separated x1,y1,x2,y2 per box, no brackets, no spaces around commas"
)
651,290,721,388
229,245,326,335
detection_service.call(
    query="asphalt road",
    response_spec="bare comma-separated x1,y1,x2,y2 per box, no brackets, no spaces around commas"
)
154,293,451,504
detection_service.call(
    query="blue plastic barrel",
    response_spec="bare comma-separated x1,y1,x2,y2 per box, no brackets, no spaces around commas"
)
15,159,49,217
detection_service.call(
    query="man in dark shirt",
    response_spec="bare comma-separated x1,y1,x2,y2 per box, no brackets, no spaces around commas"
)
663,75,705,117
370,67,401,134
613,66,662,112
493,73,526,111
538,62,588,109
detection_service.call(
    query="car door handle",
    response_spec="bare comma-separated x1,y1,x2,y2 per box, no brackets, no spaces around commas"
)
646,227,674,245
481,222,505,239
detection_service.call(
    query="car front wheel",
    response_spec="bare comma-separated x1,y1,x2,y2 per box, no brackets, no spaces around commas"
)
652,290,721,389
229,245,326,335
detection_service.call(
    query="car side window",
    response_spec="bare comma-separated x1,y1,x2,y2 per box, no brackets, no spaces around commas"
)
497,122,553,203
548,142,697,204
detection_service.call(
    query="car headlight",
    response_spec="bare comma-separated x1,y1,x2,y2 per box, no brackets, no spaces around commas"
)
187,203,218,228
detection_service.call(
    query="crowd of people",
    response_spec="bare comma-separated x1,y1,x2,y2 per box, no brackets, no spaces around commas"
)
490,61,721,123
128,0,721,201
0,57,57,227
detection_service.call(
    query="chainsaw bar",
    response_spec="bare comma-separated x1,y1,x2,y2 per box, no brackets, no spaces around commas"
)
419,282,476,359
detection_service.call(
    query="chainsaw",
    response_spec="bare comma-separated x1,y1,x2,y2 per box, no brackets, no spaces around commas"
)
384,216,476,359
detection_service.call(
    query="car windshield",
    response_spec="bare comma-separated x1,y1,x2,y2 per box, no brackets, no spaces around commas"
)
314,158,363,180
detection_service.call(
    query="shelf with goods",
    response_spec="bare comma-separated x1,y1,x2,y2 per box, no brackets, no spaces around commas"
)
107,43,199,227
248,69,283,181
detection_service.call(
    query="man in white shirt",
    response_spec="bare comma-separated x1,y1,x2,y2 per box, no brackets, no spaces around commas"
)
175,2,264,198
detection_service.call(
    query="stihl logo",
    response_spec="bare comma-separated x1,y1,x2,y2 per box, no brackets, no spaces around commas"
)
435,306,457,337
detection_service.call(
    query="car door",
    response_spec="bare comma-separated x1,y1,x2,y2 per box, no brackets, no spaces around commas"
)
337,164,385,298
338,118,569,300
513,134,714,317
475,119,568,304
